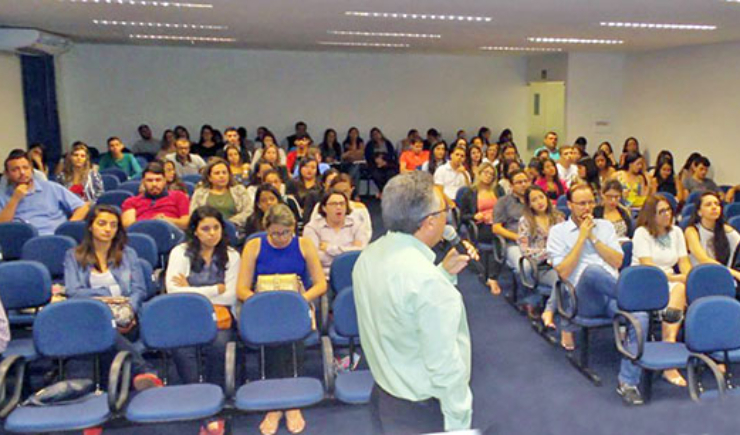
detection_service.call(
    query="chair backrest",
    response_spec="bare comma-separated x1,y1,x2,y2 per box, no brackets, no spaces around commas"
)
127,232,158,268
34,299,117,358
184,181,196,197
137,257,157,300
97,190,134,208
620,241,633,271
239,291,312,346
681,203,696,220
725,203,740,219
101,174,121,191
100,167,128,183
616,265,669,312
140,293,217,349
556,195,568,208
661,192,678,214
118,180,142,196
687,191,703,206
454,186,471,209
128,220,184,256
686,264,736,305
729,216,740,233
54,221,86,244
182,174,202,185
332,287,359,338
329,251,361,295
222,220,239,247
246,231,266,243
0,260,51,310
21,235,77,279
135,155,149,170
0,222,38,261
685,296,740,353
557,206,571,219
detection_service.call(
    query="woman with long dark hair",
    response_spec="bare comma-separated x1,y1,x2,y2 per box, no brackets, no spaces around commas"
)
319,129,342,164
651,151,684,202
615,152,651,209
422,141,448,175
594,150,616,186
364,127,398,195
534,158,568,203
685,191,740,281
193,124,222,160
619,137,640,169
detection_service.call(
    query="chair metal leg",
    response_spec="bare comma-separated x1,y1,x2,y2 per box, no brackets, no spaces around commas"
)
566,329,602,386
641,370,654,403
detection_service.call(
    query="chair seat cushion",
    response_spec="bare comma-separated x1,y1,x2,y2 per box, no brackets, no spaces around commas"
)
125,384,224,423
572,316,612,328
8,311,36,327
335,370,374,404
304,330,320,347
328,325,357,347
711,348,740,362
638,342,690,370
2,339,38,361
5,393,109,433
235,377,324,411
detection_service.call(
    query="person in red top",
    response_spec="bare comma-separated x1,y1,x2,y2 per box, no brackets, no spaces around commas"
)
286,134,312,173
121,161,190,230
399,137,430,173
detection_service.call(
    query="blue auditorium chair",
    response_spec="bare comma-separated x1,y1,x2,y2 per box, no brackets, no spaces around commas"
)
661,192,678,216
101,173,120,192
681,203,696,222
184,182,196,197
222,220,239,248
225,291,325,413
128,220,184,268
725,202,740,219
329,251,360,297
97,190,133,209
118,180,142,196
127,232,158,270
100,167,128,183
182,174,202,185
54,221,86,244
729,216,740,233
686,191,703,207
21,235,77,283
620,241,633,271
518,256,557,344
125,294,225,425
0,222,38,261
613,266,689,402
685,296,740,401
322,287,374,404
686,264,736,305
137,257,157,301
2,299,131,433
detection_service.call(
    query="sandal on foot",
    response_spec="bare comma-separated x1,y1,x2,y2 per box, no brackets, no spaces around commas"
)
561,332,575,351
199,418,225,435
662,370,687,387
286,409,306,434
260,411,283,435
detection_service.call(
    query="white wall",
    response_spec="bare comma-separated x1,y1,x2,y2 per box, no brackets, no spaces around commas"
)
0,53,27,158
55,44,528,152
622,41,740,183
565,52,626,151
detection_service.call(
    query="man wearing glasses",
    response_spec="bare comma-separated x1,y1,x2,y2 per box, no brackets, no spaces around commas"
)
547,183,647,406
353,171,474,434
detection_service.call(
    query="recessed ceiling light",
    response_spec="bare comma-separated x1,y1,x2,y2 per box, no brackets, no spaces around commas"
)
528,37,623,45
129,34,234,42
317,41,410,48
94,20,225,29
345,11,491,23
328,30,441,39
480,46,563,52
600,22,716,30
63,0,213,8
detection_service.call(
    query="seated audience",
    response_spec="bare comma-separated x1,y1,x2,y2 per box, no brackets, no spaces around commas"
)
458,163,503,259
291,157,322,210
364,127,399,195
500,143,521,164
99,136,143,179
304,190,370,274
533,131,559,161
340,127,365,187
678,152,702,189
253,133,288,167
166,206,239,385
224,143,251,185
466,143,484,178
556,145,579,187
517,185,571,349
63,204,162,391
650,151,684,202
156,129,177,161
399,137,429,173
594,150,616,186
421,141,448,174
497,159,523,196
121,162,189,230
683,155,721,194
237,204,327,435
597,141,618,167
243,184,282,237
166,138,207,177
162,159,189,195
434,146,470,201
291,147,331,177
263,169,303,225
222,127,252,165
615,152,651,209
319,128,342,164
482,141,499,167
547,183,646,405
190,158,251,235
286,134,312,174
685,191,740,280
534,157,568,203
594,179,633,239
576,156,600,193
285,121,312,152
192,124,223,160
254,142,289,180
632,194,691,386
28,142,50,180
59,141,104,203
619,137,640,169
132,124,161,156
0,149,89,235
492,170,531,299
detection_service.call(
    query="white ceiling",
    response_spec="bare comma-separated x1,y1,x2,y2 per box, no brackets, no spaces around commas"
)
1,0,740,54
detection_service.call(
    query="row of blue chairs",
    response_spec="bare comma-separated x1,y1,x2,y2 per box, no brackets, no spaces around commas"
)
100,167,202,186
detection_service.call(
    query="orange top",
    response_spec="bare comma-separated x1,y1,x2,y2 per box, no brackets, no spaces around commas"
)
400,150,430,171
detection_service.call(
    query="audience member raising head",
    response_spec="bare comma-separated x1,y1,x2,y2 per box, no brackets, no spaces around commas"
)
685,191,740,280
534,157,568,203
121,161,190,230
434,145,470,201
60,141,104,203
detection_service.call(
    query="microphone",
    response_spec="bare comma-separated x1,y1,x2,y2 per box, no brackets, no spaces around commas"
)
442,225,486,276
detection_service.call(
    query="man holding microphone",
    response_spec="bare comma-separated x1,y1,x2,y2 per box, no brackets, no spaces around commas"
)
353,171,474,434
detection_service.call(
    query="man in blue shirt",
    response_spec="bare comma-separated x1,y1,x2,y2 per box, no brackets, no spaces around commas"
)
0,149,89,235
546,183,647,405
533,131,560,161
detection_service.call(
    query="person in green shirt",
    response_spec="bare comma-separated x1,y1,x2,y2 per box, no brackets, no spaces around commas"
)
353,171,474,434
98,136,142,179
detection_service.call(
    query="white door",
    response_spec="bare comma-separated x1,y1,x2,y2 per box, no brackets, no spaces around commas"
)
526,81,565,160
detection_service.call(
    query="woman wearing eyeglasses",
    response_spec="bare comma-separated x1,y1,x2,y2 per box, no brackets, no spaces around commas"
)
593,179,634,240
632,194,692,387
237,203,327,435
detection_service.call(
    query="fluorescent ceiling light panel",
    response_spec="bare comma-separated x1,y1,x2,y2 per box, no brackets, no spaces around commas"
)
328,30,440,39
317,41,410,48
528,37,623,45
480,46,562,52
600,22,716,30
63,0,213,8
345,11,491,22
129,34,234,42
94,20,225,29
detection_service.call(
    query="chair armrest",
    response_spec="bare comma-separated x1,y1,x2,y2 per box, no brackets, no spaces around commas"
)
0,355,25,418
321,336,336,395
518,256,540,290
556,279,578,320
492,235,507,264
108,351,132,413
466,220,480,244
612,311,645,361
225,341,237,399
317,295,329,335
687,353,726,402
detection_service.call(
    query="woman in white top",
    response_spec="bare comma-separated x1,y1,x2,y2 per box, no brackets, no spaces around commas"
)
632,194,692,386
684,191,740,281
166,206,240,386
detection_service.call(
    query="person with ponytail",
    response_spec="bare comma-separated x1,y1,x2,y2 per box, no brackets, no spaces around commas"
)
685,191,740,281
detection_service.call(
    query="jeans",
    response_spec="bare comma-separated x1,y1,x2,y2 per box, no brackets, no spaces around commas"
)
575,265,646,386
172,328,233,384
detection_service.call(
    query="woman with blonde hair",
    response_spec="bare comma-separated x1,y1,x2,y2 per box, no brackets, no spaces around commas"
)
60,141,104,203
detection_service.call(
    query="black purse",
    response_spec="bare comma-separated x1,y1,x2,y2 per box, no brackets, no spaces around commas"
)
23,379,97,406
